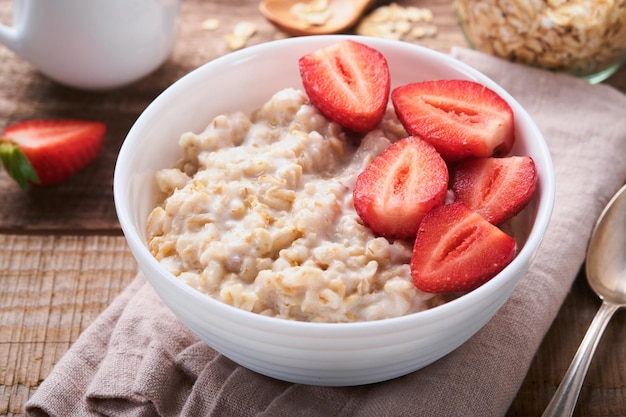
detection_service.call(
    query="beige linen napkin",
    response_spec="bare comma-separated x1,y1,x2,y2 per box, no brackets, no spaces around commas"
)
26,48,626,417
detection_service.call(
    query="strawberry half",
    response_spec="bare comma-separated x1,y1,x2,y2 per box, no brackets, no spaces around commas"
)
411,202,517,294
0,119,106,191
391,80,515,162
299,40,390,133
451,156,537,225
353,136,448,240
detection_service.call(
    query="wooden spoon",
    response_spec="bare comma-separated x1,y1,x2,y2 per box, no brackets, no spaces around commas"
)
259,0,376,36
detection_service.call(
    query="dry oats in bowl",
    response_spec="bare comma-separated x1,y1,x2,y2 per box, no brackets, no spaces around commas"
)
454,0,626,83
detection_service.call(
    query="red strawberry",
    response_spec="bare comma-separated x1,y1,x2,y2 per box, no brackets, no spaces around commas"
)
0,119,106,191
411,202,517,294
299,40,390,133
451,156,537,225
353,136,448,240
391,80,515,162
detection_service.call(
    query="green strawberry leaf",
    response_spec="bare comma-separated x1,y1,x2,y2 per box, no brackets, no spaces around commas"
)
0,141,40,192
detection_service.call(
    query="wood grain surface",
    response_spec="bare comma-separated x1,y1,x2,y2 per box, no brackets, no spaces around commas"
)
1,0,625,415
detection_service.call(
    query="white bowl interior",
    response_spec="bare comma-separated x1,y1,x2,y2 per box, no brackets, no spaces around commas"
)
114,35,555,386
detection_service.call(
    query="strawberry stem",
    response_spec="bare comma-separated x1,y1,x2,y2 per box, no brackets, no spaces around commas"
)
0,140,40,192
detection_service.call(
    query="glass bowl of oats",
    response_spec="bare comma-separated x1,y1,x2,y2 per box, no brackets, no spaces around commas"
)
454,0,626,83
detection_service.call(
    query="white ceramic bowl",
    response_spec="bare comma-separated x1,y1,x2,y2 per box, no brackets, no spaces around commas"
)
114,35,555,386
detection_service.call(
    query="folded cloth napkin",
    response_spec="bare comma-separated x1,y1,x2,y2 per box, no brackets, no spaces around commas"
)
25,48,626,417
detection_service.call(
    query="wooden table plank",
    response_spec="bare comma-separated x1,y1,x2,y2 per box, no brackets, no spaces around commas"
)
0,235,137,415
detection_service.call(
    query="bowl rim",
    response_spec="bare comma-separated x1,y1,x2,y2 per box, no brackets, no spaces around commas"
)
114,34,556,331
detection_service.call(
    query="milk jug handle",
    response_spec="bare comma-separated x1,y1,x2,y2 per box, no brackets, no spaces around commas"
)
0,21,20,53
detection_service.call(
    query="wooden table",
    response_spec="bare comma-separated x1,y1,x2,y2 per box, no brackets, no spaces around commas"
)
1,1,625,415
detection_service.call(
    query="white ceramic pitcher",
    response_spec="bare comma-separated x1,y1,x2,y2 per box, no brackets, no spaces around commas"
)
0,0,180,90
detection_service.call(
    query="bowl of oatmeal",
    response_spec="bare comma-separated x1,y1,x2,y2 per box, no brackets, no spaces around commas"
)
114,35,555,386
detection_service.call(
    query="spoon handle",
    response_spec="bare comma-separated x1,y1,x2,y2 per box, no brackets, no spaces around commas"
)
541,301,620,417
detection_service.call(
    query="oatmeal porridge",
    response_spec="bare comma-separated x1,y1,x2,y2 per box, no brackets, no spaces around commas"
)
146,88,441,323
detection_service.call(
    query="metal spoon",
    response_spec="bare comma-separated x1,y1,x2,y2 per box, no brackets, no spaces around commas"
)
259,0,375,36
542,183,626,417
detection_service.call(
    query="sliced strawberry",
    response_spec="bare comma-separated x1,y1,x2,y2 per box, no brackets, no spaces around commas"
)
451,156,537,225
391,80,515,162
353,136,448,240
0,119,106,191
299,39,390,133
411,202,517,294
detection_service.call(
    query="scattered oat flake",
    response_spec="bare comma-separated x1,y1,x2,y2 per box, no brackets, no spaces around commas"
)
356,3,437,41
233,21,257,38
201,18,220,31
394,20,412,36
226,34,245,51
225,21,257,51
273,32,289,40
406,7,433,23
411,25,438,39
